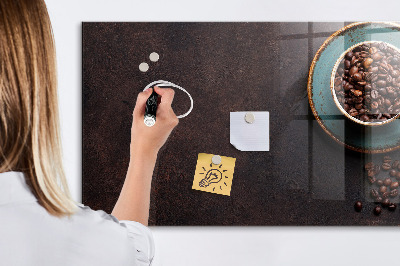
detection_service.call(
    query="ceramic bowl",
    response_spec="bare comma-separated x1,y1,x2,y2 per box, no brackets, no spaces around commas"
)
331,40,400,126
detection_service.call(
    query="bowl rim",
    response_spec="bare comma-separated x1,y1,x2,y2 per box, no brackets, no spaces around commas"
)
307,21,400,154
331,40,400,126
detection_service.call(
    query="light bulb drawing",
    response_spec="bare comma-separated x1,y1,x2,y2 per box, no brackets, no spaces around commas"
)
198,163,229,191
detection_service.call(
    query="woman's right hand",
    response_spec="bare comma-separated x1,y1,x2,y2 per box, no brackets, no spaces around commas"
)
130,86,179,157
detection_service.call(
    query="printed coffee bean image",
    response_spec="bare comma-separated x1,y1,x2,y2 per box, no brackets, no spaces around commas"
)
354,201,363,212
390,181,399,189
381,198,390,208
374,206,382,216
388,203,397,211
383,177,392,186
362,156,400,216
334,42,400,122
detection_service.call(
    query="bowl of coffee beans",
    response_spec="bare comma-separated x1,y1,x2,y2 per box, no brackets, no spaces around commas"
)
331,41,400,126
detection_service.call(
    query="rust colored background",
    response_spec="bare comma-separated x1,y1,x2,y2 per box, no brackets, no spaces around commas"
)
83,22,400,225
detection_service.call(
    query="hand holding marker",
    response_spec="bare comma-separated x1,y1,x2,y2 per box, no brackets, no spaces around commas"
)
139,53,194,126
142,80,194,127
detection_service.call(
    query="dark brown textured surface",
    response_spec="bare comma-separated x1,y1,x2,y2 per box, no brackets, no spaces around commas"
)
83,22,400,225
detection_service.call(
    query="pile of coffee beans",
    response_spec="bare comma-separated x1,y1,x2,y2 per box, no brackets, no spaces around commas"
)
361,156,400,215
334,41,400,122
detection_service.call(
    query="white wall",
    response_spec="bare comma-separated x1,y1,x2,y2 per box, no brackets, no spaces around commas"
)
45,0,400,265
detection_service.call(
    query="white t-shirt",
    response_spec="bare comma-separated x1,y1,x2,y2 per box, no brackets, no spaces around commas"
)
0,171,155,266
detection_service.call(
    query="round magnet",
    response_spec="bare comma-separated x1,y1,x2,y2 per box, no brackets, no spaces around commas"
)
211,155,222,165
149,52,159,62
139,62,149,72
244,112,255,124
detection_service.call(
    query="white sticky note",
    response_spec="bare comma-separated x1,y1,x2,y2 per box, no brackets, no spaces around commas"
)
230,111,270,151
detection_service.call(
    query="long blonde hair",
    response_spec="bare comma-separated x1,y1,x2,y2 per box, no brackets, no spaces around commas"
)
0,0,76,216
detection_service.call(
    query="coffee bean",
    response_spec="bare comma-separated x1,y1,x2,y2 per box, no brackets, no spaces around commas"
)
390,181,399,189
371,90,379,99
370,188,379,198
383,156,392,163
351,57,358,66
353,90,363,97
377,80,387,87
392,160,400,169
371,66,379,73
376,179,384,186
382,198,390,207
382,191,390,199
360,114,369,121
349,108,359,116
355,103,363,110
370,47,378,54
354,97,363,103
350,66,359,76
368,176,377,184
391,70,400,77
364,58,374,69
379,186,388,193
390,189,398,198
345,51,353,60
388,203,397,211
379,87,387,95
354,201,363,212
375,196,383,203
345,60,351,69
384,178,392,186
389,170,397,177
372,53,383,61
374,165,381,175
374,206,382,215
382,163,392,170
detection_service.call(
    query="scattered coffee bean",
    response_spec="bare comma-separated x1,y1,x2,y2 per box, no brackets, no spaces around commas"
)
370,188,379,198
365,162,374,170
368,176,376,184
390,181,399,189
388,203,397,211
383,156,392,163
382,163,392,170
363,158,400,216
383,178,392,186
390,189,398,198
374,206,382,215
382,198,390,207
354,201,363,212
367,169,376,177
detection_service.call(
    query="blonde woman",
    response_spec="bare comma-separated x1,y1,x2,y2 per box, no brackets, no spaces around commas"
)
0,0,178,265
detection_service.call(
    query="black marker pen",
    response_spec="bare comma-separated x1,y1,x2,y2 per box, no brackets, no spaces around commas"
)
144,88,158,127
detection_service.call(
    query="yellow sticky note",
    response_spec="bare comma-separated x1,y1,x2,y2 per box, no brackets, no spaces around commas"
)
192,153,236,196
